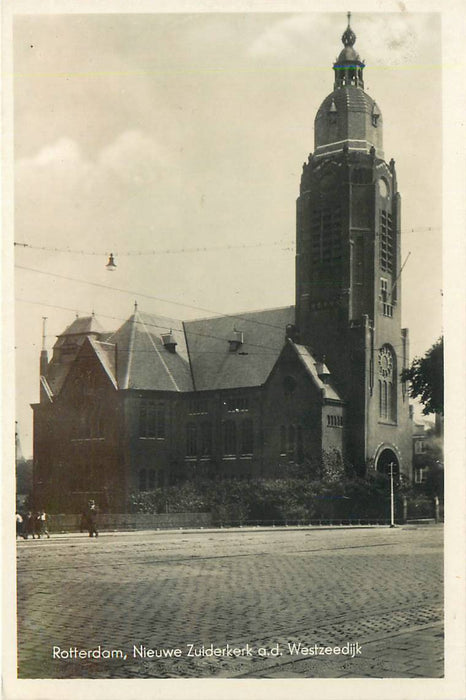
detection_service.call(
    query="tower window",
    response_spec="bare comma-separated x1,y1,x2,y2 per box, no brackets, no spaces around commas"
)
311,207,342,264
380,210,394,274
380,277,393,317
378,345,396,422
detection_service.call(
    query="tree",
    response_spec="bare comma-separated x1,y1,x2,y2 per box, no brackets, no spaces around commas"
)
401,336,443,415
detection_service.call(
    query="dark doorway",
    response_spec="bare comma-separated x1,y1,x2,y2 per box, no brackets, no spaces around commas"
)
376,448,400,484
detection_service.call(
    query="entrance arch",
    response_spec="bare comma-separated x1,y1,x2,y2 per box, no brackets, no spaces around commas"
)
375,447,400,483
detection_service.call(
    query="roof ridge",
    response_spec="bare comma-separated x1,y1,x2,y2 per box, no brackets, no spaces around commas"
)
184,304,294,325
123,313,138,390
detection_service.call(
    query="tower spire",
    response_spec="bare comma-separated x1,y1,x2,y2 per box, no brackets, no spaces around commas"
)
333,13,364,89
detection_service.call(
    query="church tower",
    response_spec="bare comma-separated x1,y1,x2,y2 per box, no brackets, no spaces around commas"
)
295,15,412,477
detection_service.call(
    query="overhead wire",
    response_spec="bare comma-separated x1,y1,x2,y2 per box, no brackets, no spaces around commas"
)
15,263,293,332
13,225,441,257
16,295,414,356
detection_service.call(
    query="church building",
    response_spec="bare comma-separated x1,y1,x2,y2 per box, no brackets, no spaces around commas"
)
31,18,412,512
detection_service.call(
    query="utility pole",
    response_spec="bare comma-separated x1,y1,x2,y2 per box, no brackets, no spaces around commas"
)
389,462,396,528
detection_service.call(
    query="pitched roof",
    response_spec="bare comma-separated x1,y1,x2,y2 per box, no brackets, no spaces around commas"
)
58,315,104,337
87,338,118,389
107,310,194,391
183,306,294,391
291,342,342,402
46,314,107,395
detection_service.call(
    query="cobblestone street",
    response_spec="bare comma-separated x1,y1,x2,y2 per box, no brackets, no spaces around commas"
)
16,525,443,679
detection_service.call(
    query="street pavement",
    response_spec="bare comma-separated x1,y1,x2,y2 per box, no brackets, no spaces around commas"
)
15,525,443,679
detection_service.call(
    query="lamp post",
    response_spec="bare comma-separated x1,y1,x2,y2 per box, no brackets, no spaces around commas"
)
389,461,396,528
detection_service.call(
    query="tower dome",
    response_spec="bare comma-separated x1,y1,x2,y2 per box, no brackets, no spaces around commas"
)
313,14,384,160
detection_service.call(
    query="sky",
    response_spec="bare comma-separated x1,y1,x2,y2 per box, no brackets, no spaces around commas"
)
11,11,443,457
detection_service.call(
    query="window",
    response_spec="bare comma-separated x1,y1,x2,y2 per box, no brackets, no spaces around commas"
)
380,210,394,274
380,278,393,317
311,207,342,264
188,399,208,415
281,424,304,462
415,467,428,484
280,426,287,455
378,345,396,422
287,425,296,459
225,397,249,413
139,401,165,438
415,440,426,454
186,423,197,457
240,419,254,455
223,421,236,456
200,421,212,456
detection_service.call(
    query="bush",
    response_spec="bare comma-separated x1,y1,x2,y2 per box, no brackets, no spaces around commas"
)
127,462,409,523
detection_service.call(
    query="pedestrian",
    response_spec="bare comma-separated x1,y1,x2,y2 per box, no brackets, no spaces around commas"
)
24,511,36,539
38,510,50,539
33,511,42,539
16,512,23,539
85,500,99,537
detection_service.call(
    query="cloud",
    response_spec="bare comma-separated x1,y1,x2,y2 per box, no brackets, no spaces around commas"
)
31,137,83,167
98,130,170,186
248,13,434,67
248,15,325,59
14,130,181,251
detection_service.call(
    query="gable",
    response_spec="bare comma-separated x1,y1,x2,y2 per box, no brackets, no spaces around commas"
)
57,337,117,404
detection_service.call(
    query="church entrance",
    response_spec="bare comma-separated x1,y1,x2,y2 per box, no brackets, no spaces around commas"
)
376,448,400,483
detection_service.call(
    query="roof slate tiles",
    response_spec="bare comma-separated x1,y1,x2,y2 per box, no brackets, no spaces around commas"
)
183,306,294,391
108,311,194,392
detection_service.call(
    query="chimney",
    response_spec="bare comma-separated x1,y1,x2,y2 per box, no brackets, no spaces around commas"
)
228,329,243,352
161,330,177,353
315,355,331,383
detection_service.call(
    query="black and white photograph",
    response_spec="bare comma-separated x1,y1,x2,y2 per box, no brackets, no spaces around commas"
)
4,1,466,698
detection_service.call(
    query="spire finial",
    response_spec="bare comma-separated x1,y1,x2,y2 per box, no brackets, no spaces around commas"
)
41,317,47,351
341,12,356,47
134,300,138,312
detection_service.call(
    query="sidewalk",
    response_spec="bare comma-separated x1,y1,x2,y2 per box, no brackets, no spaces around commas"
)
16,521,440,541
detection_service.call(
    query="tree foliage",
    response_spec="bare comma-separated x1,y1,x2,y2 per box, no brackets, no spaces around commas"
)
401,336,443,415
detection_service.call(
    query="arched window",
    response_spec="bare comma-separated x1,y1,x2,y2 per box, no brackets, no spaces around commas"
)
378,345,397,422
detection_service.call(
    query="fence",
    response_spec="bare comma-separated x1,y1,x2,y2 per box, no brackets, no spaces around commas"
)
46,512,212,533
